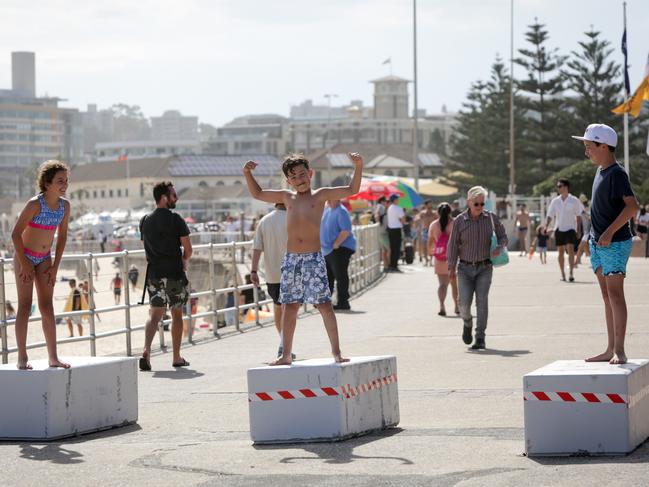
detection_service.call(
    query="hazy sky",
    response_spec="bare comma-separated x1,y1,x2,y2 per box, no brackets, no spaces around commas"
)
2,0,647,127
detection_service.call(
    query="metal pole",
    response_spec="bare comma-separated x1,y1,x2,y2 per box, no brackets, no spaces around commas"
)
122,251,132,356
0,258,7,364
187,291,194,344
86,254,97,356
209,243,220,337
232,242,241,331
623,2,630,176
412,0,420,191
509,0,516,196
324,93,338,185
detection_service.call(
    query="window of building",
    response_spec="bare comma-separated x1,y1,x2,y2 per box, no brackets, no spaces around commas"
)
125,189,128,197
101,190,105,197
216,181,224,186
117,189,121,197
384,170,394,176
109,189,113,197
93,190,97,198
397,169,407,177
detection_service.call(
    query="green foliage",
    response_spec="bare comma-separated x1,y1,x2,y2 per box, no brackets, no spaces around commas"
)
449,56,526,194
532,159,596,198
533,156,649,203
514,20,567,173
561,29,623,160
453,21,648,197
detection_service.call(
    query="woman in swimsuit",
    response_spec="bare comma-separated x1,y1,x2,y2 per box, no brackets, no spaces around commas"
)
11,160,71,370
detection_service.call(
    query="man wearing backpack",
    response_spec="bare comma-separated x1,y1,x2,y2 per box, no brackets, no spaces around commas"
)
427,202,458,316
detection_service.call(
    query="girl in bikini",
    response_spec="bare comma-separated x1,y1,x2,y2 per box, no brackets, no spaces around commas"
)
11,160,71,370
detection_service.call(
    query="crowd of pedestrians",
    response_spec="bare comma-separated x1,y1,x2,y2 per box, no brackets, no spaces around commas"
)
8,122,646,370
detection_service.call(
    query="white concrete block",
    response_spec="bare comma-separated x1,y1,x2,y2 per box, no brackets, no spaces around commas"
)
0,356,138,440
248,355,399,443
524,359,649,456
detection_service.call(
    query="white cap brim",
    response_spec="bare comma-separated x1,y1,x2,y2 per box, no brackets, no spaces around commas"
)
571,136,589,141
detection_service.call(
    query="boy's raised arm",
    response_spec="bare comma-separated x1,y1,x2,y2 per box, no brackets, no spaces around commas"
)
243,160,287,204
317,152,363,201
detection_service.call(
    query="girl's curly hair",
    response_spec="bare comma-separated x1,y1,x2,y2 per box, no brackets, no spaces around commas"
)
37,160,69,193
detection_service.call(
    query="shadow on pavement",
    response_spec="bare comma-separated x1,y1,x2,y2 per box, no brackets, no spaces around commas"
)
527,437,649,465
152,368,205,379
466,349,531,358
14,423,143,464
20,444,84,464
253,427,414,465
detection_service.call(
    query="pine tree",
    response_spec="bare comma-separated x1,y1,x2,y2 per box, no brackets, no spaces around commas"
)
562,29,623,159
450,57,526,194
515,20,567,174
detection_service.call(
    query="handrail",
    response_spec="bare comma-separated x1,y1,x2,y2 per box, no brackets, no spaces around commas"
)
0,225,381,364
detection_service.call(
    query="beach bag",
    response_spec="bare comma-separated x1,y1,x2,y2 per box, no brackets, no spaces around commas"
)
433,232,449,261
489,213,509,267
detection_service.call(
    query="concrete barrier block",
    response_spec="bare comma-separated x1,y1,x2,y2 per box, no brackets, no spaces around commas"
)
248,355,399,444
0,356,138,440
524,359,649,456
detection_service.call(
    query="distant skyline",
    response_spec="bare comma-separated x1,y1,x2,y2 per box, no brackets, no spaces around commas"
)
2,0,647,127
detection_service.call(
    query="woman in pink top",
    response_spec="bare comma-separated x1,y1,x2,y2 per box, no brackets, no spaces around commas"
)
427,203,459,316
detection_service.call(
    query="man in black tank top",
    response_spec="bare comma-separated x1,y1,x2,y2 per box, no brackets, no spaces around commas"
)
138,181,193,371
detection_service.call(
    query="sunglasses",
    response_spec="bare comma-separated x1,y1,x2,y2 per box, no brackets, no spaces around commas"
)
556,184,564,188
473,202,485,207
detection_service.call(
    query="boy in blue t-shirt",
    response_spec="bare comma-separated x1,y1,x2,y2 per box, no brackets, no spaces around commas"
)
572,123,640,365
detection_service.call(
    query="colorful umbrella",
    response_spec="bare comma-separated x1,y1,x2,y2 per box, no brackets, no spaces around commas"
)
386,180,424,208
348,179,404,201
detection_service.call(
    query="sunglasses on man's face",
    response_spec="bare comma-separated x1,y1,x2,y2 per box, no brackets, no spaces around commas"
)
473,202,485,207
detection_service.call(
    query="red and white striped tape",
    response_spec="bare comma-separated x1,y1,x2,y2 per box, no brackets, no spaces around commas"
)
249,373,397,402
524,391,627,404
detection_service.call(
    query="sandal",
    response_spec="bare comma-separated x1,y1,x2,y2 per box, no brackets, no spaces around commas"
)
172,358,190,367
139,357,151,372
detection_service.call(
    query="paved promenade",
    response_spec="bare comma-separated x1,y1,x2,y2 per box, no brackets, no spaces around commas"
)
2,252,649,486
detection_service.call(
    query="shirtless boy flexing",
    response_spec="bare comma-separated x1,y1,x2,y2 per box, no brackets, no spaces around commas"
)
243,152,363,365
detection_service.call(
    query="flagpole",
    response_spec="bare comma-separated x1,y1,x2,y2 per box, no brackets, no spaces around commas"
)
412,0,420,191
509,0,516,197
623,1,630,175
126,153,131,211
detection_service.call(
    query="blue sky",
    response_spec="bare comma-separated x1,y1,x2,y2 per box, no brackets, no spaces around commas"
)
1,0,647,126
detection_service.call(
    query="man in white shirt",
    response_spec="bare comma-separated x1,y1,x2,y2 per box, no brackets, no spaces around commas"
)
251,203,290,357
386,193,405,272
546,178,584,282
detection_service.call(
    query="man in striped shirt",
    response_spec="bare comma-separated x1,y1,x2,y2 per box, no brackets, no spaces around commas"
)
448,186,508,349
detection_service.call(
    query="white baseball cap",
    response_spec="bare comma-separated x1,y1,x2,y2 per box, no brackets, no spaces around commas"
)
571,123,617,147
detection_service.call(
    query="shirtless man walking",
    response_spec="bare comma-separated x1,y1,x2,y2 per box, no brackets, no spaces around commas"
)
515,204,531,256
243,152,363,365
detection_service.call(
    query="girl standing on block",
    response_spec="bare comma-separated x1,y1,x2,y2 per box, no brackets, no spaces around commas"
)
11,160,71,370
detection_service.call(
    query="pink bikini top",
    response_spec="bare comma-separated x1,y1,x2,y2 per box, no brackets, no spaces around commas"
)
28,193,65,231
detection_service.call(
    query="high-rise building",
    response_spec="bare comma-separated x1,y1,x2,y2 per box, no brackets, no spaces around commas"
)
11,52,36,98
151,110,198,141
0,52,83,198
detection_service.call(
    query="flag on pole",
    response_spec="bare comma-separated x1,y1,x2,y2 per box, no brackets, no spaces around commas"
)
382,58,391,65
622,28,630,95
612,53,649,117
117,152,128,163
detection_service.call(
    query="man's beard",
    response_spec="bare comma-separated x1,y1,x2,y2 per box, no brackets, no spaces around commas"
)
167,201,176,209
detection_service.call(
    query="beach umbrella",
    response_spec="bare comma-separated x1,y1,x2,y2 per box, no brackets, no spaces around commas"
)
363,176,423,208
386,179,424,208
348,179,404,201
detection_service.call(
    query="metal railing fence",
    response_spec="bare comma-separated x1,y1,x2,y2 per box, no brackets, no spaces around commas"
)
1,224,381,364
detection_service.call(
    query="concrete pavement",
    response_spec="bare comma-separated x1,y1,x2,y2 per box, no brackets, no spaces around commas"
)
1,252,649,486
